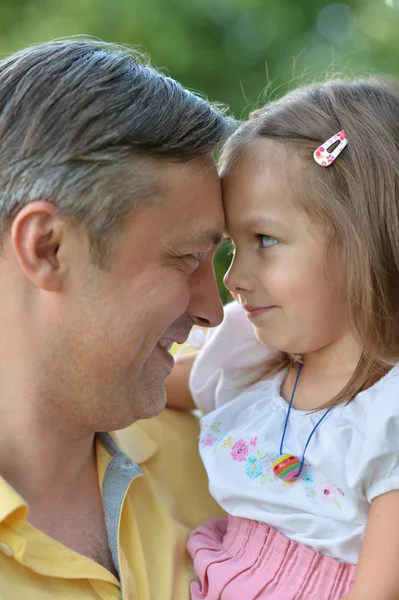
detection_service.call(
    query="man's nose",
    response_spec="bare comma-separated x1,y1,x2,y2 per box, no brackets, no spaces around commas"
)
188,260,224,328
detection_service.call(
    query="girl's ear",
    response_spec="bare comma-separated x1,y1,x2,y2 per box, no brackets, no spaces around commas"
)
10,201,66,292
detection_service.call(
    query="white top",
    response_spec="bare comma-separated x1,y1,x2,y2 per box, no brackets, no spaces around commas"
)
189,301,399,565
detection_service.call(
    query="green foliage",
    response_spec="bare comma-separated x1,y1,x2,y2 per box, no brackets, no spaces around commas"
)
214,242,233,305
0,0,398,299
1,0,398,113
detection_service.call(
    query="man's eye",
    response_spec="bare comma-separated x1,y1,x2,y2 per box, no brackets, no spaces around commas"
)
257,234,278,248
179,253,202,274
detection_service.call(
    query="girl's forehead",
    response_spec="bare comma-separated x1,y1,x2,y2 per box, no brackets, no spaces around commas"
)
227,138,298,175
221,141,320,239
222,142,305,213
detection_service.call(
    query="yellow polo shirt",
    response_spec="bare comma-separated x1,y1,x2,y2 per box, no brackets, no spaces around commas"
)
0,409,224,600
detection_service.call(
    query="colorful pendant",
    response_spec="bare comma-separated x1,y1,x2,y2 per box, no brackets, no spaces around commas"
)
272,453,301,480
275,363,333,483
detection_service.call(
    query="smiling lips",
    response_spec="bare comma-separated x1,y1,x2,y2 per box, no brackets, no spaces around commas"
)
244,305,277,319
157,335,189,352
156,336,189,370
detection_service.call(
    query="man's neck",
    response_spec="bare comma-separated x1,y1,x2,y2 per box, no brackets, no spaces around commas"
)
0,398,96,505
2,422,118,578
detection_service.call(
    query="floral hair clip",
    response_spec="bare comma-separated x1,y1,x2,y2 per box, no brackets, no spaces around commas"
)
313,130,347,167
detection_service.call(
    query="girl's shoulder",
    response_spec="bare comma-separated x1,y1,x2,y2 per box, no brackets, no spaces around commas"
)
351,364,399,415
358,365,399,435
328,365,399,437
189,301,275,414
340,365,399,503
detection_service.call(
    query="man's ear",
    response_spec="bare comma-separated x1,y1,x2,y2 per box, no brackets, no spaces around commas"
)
10,201,67,292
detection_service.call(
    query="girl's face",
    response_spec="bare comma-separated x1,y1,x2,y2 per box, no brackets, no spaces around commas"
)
222,141,351,357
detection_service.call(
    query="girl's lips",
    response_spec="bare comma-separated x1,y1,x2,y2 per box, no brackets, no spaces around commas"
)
244,305,277,319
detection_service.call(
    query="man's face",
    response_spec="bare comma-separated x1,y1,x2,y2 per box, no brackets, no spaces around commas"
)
59,155,224,431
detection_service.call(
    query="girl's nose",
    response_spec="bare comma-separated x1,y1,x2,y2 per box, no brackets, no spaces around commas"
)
223,253,254,295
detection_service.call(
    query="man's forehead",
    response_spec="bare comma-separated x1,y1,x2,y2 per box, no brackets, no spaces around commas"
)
153,156,225,248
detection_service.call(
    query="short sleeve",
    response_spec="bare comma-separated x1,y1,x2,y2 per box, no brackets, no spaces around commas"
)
347,370,399,503
189,301,274,414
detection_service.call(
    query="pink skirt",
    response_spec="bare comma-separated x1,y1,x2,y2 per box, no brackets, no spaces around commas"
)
187,516,356,600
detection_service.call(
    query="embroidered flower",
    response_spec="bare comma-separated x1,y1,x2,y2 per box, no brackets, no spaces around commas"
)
303,474,314,485
222,436,234,449
231,439,249,462
249,437,258,449
201,433,218,448
282,479,297,488
317,482,337,503
245,456,263,479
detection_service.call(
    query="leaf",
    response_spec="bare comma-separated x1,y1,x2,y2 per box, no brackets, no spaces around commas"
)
333,499,341,509
257,449,268,460
261,473,273,484
305,486,315,497
210,421,221,432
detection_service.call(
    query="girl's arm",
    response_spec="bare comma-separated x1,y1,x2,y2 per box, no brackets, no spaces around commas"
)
341,490,399,600
164,353,197,410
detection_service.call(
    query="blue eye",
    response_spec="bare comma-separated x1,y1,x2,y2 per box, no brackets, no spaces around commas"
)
258,234,277,248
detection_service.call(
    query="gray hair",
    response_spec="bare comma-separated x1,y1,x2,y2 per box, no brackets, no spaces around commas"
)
0,39,234,263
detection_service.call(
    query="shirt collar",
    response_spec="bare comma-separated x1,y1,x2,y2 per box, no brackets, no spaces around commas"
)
0,422,157,531
102,422,158,465
0,477,28,532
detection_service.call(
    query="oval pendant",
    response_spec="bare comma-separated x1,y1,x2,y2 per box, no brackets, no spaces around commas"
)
273,454,301,480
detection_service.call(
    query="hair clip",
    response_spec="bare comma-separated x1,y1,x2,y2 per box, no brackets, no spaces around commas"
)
313,130,347,167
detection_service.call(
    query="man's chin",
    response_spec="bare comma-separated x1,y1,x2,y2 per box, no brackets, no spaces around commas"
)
128,381,168,423
94,384,166,432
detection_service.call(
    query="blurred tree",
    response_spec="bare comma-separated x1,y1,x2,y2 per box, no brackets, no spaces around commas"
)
0,0,398,300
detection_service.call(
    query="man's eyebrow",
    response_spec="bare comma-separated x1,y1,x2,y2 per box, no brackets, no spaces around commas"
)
184,229,223,248
207,230,224,247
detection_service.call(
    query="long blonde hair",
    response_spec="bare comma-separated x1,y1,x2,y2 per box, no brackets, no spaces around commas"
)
220,77,399,409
